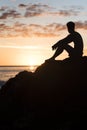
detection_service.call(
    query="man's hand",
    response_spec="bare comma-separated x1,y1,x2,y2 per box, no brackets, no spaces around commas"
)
52,44,57,50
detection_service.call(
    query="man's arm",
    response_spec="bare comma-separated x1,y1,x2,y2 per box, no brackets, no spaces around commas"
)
52,40,63,50
52,34,72,50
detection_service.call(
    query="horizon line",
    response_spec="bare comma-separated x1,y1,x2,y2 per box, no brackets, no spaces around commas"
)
0,65,39,67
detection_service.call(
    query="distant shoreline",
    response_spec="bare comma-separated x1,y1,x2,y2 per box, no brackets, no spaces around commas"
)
0,65,39,83
0,65,39,67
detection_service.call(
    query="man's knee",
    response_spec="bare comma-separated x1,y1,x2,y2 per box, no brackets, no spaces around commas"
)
64,45,73,53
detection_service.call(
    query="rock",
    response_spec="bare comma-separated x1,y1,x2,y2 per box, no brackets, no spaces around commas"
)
0,56,87,129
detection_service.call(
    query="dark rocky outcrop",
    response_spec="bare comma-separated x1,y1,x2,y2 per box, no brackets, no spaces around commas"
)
0,56,87,129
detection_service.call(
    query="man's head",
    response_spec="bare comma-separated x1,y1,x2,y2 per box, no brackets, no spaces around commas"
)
67,21,75,33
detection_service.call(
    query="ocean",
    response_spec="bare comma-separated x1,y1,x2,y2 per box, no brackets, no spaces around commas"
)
0,65,38,89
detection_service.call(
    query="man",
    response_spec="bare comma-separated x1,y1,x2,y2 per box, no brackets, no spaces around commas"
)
48,21,83,61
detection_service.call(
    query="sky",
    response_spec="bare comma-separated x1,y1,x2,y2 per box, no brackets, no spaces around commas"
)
0,0,87,65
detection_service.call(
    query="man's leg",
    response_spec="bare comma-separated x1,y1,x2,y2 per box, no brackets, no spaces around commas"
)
64,45,74,58
48,47,64,60
46,44,74,62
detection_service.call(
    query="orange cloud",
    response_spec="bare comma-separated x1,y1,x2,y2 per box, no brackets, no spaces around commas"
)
0,6,87,39
0,21,87,38
75,21,87,30
0,22,65,37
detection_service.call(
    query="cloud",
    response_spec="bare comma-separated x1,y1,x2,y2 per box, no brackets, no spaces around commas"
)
24,3,52,17
0,6,8,11
26,3,51,11
0,21,83,38
18,4,27,8
0,3,83,21
24,12,42,17
48,5,82,17
10,0,16,2
75,21,87,30
23,4,82,17
0,3,52,19
0,22,65,38
0,5,87,38
50,9,79,16
24,8,80,18
68,5,84,10
0,3,86,39
0,9,21,19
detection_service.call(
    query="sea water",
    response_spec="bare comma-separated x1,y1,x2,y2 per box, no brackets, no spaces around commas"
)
0,66,38,89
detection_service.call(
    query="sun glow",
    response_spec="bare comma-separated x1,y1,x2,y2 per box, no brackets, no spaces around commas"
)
28,57,40,72
29,65,37,72
28,58,38,66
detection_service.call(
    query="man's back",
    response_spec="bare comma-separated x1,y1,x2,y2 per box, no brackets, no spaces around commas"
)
68,31,83,56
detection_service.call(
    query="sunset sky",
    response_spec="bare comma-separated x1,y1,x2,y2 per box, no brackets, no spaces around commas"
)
0,0,87,65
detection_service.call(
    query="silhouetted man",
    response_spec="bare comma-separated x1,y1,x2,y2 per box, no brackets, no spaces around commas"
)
48,21,83,61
